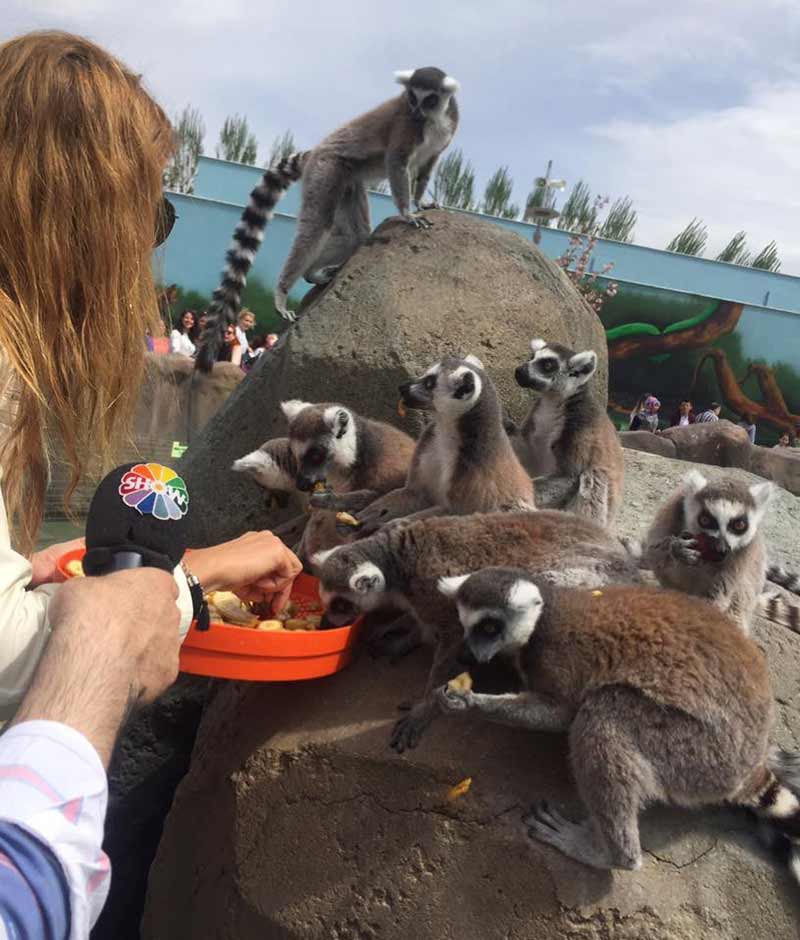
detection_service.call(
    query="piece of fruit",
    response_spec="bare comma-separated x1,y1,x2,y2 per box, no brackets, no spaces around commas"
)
284,618,310,631
257,620,284,631
207,591,259,627
313,481,328,493
446,777,472,802
447,672,473,694
397,399,407,418
65,559,84,578
336,511,361,528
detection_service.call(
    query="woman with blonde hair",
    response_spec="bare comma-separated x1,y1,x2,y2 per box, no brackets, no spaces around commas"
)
0,31,301,935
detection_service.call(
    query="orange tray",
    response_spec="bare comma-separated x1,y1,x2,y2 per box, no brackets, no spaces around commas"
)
57,549,360,682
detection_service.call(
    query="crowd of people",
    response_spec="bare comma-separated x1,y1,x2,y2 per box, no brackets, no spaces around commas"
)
627,393,798,447
164,306,277,370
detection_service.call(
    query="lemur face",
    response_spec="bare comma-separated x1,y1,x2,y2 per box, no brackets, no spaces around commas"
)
394,67,459,119
399,355,484,418
439,567,544,663
280,401,357,491
515,339,597,399
681,471,774,560
312,545,389,626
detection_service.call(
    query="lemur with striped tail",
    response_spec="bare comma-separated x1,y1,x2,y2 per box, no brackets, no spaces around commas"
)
195,67,459,370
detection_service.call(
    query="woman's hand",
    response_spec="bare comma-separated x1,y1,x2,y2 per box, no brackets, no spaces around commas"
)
29,537,85,587
187,531,303,615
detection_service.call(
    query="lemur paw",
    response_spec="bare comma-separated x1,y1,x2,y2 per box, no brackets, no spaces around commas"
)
277,307,296,322
436,685,473,713
395,212,433,230
390,704,435,753
671,536,702,566
308,486,337,510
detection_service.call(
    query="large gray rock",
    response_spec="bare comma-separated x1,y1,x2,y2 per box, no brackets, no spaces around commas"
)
619,430,678,459
177,210,607,546
659,420,751,469
142,449,800,939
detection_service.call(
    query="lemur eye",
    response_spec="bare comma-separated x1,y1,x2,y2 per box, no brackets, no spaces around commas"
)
479,618,503,637
729,517,749,534
306,446,326,465
538,359,558,374
423,375,436,391
698,512,716,530
424,94,439,108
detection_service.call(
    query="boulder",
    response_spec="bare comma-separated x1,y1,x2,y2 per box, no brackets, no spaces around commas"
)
749,446,800,498
177,210,607,546
659,421,751,469
142,450,800,939
619,430,678,459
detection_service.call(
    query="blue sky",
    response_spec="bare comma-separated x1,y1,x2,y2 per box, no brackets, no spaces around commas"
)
6,0,800,273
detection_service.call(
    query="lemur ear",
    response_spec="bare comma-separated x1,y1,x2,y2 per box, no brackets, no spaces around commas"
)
394,70,414,85
464,354,484,371
333,408,350,439
683,470,708,494
349,563,386,595
749,480,775,510
311,546,339,569
281,399,311,422
568,350,597,380
530,338,547,353
437,574,470,598
442,75,460,94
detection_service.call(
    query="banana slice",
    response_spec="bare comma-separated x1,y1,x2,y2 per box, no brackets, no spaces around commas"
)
447,672,473,694
257,620,285,631
207,591,259,627
65,559,84,578
336,511,361,528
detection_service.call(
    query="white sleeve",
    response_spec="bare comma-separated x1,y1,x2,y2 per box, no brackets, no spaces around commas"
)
173,563,194,639
0,720,110,938
168,329,181,354
0,488,59,710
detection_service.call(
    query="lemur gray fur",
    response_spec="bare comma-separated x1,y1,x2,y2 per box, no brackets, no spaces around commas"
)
233,400,415,563
640,470,800,634
314,355,536,537
508,338,624,527
311,510,642,752
195,67,459,369
436,568,800,883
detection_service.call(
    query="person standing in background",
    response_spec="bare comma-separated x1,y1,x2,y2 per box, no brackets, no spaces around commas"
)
696,402,722,423
737,412,757,444
169,309,196,357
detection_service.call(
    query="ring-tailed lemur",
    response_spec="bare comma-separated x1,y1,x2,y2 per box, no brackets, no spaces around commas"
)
195,67,459,369
437,568,800,884
508,338,624,527
233,400,416,563
317,355,535,537
639,470,800,634
311,510,642,752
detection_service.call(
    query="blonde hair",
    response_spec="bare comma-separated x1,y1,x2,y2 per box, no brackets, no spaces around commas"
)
0,31,173,553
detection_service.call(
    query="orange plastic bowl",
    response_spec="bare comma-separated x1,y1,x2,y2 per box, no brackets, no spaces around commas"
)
57,549,361,682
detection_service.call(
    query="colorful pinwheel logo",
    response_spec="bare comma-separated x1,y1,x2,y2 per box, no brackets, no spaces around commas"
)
118,463,189,521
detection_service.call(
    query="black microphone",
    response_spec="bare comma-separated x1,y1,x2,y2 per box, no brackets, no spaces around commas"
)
83,461,189,575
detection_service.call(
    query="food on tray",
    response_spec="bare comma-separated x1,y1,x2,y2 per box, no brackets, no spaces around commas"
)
65,559,85,578
209,592,329,631
206,591,259,627
257,620,284,631
447,672,473,694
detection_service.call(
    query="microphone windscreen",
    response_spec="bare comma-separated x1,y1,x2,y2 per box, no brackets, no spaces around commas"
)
84,461,190,574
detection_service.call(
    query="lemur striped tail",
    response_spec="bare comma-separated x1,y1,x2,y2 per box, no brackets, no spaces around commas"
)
767,563,800,597
194,152,307,372
758,592,800,633
745,755,800,884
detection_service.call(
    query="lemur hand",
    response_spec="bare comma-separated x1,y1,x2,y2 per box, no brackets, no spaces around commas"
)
436,685,474,713
670,535,702,566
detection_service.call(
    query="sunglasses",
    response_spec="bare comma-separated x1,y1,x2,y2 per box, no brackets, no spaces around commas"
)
154,196,177,247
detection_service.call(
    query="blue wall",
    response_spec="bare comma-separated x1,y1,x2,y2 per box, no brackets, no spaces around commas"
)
161,155,800,325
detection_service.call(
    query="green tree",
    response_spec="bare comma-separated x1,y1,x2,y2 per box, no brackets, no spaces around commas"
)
523,178,557,225
163,105,205,194
481,166,519,219
216,114,258,165
432,148,476,210
665,218,707,256
558,180,599,234
267,130,296,167
598,196,637,243
750,240,781,273
716,231,751,265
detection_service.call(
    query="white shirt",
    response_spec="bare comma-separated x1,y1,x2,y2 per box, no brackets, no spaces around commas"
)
0,720,109,937
169,330,195,358
679,415,690,426
235,325,251,355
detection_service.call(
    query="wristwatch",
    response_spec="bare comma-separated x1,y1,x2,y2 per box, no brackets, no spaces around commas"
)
181,560,210,632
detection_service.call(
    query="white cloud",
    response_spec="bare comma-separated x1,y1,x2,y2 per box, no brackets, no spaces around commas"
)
588,83,800,269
